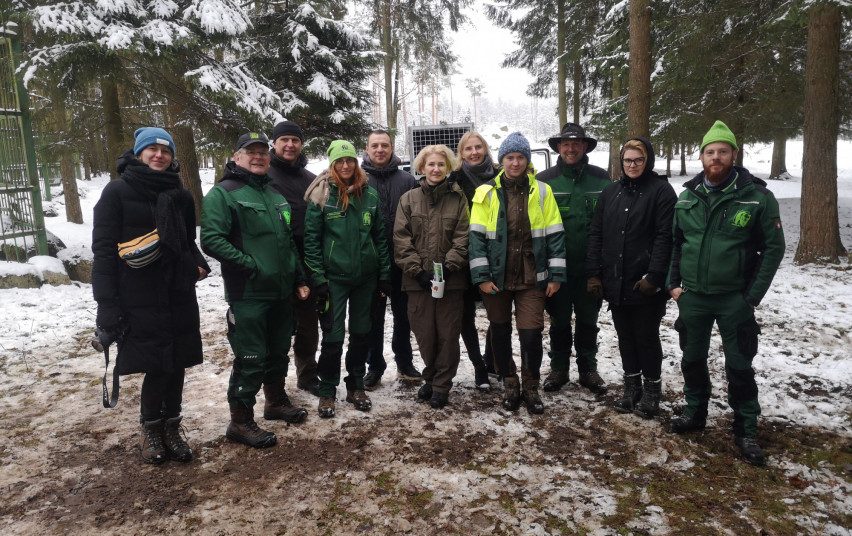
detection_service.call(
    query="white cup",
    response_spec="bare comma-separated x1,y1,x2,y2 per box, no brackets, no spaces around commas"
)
431,279,445,299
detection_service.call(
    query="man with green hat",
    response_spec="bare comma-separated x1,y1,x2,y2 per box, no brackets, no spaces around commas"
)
667,120,785,466
538,122,612,395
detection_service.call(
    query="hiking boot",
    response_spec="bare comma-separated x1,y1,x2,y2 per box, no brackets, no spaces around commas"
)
363,370,383,391
318,396,336,418
140,419,166,465
578,369,608,395
501,376,521,411
417,383,433,402
634,377,662,419
226,405,277,448
542,369,569,392
734,436,766,467
397,362,423,382
473,363,491,390
346,389,372,412
163,416,192,463
522,382,545,415
670,411,707,434
615,373,643,413
263,380,308,423
429,391,449,409
297,378,320,397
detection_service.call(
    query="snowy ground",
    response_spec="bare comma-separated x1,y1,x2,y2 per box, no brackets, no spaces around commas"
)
1,140,850,535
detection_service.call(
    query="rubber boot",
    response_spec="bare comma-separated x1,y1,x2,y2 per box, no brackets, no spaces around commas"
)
226,404,277,448
140,419,166,465
634,377,662,419
502,376,521,411
263,378,308,423
163,416,192,462
614,373,643,413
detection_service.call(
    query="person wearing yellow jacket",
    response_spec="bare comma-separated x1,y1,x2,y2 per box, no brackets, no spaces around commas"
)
468,132,567,414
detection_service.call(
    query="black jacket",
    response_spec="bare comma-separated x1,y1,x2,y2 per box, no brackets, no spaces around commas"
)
586,138,677,306
362,154,418,246
92,151,209,375
267,151,315,255
448,163,500,208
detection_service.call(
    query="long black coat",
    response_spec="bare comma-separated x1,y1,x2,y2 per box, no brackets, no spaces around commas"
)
586,138,677,306
92,152,209,375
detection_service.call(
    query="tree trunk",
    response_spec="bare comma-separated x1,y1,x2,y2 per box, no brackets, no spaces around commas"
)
100,75,124,181
666,143,672,177
380,0,396,132
736,144,744,166
165,84,204,221
679,142,687,176
795,4,845,264
572,61,581,124
627,0,651,138
608,70,622,179
770,133,787,179
52,93,83,223
556,0,567,126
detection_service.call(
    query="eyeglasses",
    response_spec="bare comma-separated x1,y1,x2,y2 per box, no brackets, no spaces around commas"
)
241,149,270,158
622,157,646,167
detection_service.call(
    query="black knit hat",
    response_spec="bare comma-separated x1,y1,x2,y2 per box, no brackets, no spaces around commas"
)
547,122,597,153
272,120,305,142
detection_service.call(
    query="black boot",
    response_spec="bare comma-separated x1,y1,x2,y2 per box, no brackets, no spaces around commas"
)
473,361,491,390
140,419,166,465
670,409,707,434
417,383,433,402
502,376,521,411
522,381,545,414
226,405,277,448
542,369,569,392
614,373,643,413
263,378,308,423
163,416,193,462
734,436,766,467
429,391,449,409
578,368,607,395
634,377,662,419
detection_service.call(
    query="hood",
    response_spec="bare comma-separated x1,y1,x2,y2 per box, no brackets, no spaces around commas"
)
619,137,658,182
361,154,402,178
684,165,765,191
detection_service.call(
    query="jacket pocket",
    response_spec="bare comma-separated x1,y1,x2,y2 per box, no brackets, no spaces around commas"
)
236,201,271,237
736,317,761,359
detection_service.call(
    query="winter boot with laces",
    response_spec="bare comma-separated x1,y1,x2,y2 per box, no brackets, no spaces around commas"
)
417,383,433,402
140,419,167,465
263,379,308,423
429,390,449,409
501,376,521,412
226,404,277,448
346,389,372,412
162,416,193,462
521,381,545,414
614,373,643,413
734,436,766,467
542,369,569,392
670,408,707,434
633,377,662,419
578,368,608,395
318,396,336,418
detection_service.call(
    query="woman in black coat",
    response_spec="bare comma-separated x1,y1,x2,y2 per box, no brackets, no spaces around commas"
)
92,127,209,464
586,137,677,419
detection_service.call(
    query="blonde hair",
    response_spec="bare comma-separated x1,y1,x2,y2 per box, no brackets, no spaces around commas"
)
328,161,368,210
455,131,490,170
620,139,647,159
413,144,456,175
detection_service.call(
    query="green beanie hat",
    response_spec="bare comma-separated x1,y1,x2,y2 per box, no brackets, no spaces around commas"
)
327,139,357,164
701,120,738,151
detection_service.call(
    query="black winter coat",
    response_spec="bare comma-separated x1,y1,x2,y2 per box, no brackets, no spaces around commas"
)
267,151,315,255
92,151,209,375
362,154,418,247
448,157,500,208
586,138,677,306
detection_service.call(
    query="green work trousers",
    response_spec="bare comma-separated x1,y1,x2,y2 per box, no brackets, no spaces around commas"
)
674,290,762,437
545,276,602,373
226,299,294,409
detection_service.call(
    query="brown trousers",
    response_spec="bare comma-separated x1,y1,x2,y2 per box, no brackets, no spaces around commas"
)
481,287,546,383
292,295,319,385
407,289,464,393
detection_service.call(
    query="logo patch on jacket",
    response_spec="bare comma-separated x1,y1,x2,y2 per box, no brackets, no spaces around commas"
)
363,212,372,226
732,210,752,228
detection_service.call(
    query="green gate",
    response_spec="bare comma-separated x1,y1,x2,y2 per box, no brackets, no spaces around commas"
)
0,22,48,261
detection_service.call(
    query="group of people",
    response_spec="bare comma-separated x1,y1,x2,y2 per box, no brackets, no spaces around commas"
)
92,118,784,469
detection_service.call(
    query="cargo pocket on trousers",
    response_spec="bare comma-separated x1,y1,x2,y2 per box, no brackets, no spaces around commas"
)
736,317,760,359
674,317,687,351
226,307,236,338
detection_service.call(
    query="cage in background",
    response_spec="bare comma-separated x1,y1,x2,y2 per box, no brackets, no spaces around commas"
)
406,123,473,163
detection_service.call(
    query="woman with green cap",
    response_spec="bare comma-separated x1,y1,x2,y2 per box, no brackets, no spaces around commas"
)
303,140,392,418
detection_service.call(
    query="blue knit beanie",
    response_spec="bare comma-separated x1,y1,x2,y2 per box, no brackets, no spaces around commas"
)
498,131,531,163
134,127,176,156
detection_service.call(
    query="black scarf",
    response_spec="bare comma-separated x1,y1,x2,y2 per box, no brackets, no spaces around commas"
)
460,153,496,188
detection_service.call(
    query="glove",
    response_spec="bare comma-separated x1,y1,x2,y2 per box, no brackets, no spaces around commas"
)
377,280,393,297
633,276,659,297
96,303,122,331
313,283,330,313
586,277,603,300
415,271,433,290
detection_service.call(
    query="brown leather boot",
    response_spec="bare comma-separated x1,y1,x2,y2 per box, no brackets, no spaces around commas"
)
140,419,166,465
226,404,277,449
502,376,521,411
263,379,307,423
345,388,372,412
522,381,545,415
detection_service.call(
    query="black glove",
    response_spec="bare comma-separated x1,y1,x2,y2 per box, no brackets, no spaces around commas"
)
377,280,393,297
586,277,603,300
633,277,659,297
96,303,122,331
313,283,329,305
415,271,433,290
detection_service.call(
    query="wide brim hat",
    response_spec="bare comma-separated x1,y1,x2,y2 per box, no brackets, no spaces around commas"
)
547,122,597,153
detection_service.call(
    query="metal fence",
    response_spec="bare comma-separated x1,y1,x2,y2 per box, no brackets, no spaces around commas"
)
0,23,48,262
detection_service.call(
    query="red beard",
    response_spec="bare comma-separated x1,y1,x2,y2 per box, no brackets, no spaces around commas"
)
704,162,734,185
